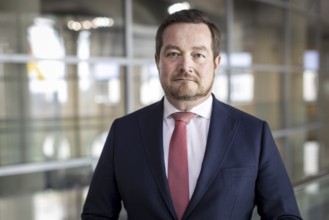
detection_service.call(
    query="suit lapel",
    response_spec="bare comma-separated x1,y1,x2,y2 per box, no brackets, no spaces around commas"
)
137,99,176,218
185,98,240,217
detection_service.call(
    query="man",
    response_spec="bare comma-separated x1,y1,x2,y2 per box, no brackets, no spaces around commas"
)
81,9,302,220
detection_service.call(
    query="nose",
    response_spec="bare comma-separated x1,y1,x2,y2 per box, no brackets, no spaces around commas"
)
177,55,193,73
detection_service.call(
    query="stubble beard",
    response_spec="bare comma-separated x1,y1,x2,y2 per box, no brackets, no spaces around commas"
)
163,72,214,102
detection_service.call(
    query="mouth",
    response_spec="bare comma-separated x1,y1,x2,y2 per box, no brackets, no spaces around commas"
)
174,78,194,81
172,79,197,86
172,74,197,83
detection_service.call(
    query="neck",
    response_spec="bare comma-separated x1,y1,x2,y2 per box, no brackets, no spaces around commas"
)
166,94,211,111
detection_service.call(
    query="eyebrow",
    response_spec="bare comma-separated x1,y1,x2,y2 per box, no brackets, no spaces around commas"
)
192,46,208,51
163,44,180,51
163,44,209,52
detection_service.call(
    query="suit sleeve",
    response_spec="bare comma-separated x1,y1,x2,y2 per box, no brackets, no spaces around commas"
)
81,120,122,220
255,122,302,220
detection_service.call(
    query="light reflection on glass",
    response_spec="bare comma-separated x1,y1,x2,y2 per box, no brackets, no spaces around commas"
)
42,133,71,160
140,64,163,105
33,191,64,220
27,17,67,104
78,31,91,91
303,141,320,176
303,50,319,102
214,52,254,103
93,63,120,105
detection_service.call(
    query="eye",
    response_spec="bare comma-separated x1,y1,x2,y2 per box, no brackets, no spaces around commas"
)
193,53,206,59
166,51,180,57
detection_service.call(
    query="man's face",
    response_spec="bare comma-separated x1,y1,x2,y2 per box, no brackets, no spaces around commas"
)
156,23,220,103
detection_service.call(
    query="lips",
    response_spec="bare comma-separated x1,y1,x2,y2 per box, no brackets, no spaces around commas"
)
174,78,193,81
172,73,197,82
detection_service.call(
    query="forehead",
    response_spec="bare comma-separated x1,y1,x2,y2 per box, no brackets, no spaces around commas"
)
162,23,212,48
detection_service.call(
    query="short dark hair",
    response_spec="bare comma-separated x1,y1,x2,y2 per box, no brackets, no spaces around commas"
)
155,9,221,59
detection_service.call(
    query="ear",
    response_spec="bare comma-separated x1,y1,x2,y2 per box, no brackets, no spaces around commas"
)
214,55,221,70
155,54,160,70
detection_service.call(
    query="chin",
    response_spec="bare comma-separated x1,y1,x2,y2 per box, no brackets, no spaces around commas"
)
171,91,204,101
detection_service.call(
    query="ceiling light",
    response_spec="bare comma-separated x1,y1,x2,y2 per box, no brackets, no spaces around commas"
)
168,2,190,14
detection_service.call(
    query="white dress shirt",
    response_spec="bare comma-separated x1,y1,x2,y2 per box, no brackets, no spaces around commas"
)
163,96,212,198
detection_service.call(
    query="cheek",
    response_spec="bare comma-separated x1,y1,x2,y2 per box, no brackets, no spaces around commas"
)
159,62,176,75
158,66,171,82
199,66,215,81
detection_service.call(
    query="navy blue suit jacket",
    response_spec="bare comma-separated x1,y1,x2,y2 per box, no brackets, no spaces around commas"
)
82,96,302,220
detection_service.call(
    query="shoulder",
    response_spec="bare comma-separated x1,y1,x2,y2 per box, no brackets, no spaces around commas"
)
115,99,164,123
213,98,263,122
108,100,164,136
211,97,269,133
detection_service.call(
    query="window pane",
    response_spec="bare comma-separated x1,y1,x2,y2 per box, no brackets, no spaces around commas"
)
233,1,285,65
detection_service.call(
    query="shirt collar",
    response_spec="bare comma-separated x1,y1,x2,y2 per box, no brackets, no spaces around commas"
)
163,95,213,119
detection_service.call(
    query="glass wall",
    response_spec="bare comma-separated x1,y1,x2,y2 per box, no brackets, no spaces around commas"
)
0,0,329,219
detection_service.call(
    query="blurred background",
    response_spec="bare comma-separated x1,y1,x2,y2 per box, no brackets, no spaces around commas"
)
0,0,329,219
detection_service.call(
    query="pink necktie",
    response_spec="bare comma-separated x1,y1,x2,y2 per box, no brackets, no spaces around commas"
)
168,112,195,220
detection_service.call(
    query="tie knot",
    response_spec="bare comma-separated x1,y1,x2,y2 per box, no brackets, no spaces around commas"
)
172,112,195,124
